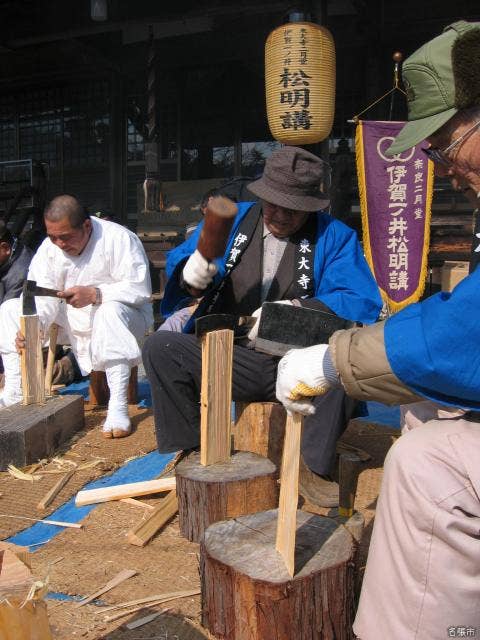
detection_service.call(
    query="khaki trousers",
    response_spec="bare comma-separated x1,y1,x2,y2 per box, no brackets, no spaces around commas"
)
353,401,480,640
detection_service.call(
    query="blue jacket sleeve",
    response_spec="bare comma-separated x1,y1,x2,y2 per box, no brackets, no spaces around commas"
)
312,216,382,324
384,269,480,409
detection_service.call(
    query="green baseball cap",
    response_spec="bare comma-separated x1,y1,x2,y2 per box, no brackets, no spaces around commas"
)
387,20,480,156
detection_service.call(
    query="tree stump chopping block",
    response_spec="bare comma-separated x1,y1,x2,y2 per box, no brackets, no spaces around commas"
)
176,451,278,543
201,509,357,640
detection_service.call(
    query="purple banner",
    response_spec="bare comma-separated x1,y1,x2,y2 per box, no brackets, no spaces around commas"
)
356,120,434,312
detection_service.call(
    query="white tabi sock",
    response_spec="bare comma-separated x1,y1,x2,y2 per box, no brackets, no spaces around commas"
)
0,352,23,408
103,362,131,432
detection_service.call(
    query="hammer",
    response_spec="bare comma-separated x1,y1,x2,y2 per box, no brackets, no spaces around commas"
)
195,314,235,466
20,280,61,405
188,196,238,297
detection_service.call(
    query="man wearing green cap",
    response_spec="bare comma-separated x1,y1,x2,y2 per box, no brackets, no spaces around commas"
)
274,21,480,639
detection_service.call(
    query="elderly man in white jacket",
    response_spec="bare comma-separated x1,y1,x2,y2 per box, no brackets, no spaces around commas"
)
0,195,153,438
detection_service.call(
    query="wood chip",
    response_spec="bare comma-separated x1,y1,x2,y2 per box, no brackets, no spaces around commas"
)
125,607,171,630
7,464,42,482
75,569,137,608
120,498,155,511
37,469,76,511
95,588,200,615
0,514,82,529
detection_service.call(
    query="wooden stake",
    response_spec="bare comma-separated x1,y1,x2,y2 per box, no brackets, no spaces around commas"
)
37,469,76,511
275,411,303,577
75,477,176,507
44,323,58,397
127,490,178,547
200,328,234,466
20,315,45,405
75,569,137,608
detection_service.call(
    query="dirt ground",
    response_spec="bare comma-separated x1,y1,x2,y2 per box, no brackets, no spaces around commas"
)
0,402,398,639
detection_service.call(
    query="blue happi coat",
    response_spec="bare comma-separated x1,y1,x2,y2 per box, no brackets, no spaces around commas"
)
162,202,382,325
385,268,480,410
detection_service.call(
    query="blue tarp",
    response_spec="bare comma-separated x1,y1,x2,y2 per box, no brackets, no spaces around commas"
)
7,450,174,550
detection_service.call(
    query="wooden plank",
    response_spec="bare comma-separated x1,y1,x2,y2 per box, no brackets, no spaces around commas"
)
37,469,76,511
75,477,176,507
200,329,234,466
20,314,45,406
127,490,178,547
44,323,58,397
275,412,303,577
74,568,137,608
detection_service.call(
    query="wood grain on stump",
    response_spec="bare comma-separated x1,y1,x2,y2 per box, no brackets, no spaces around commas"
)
176,451,278,543
201,509,356,640
233,402,286,471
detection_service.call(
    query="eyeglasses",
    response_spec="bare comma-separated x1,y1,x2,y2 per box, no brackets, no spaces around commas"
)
422,119,480,166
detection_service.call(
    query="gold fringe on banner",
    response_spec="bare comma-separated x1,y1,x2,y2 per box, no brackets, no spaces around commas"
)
355,120,434,313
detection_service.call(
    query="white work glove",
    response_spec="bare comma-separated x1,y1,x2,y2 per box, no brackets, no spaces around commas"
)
276,344,339,416
247,299,294,342
182,249,218,291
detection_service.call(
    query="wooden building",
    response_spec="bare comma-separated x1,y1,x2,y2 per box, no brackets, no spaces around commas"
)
0,0,478,291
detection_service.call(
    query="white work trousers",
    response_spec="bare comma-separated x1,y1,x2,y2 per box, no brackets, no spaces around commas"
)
353,401,480,640
0,297,149,374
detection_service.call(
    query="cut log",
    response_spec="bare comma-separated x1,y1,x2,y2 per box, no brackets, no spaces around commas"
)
20,315,45,406
176,450,278,543
0,395,84,471
201,509,357,640
200,328,234,466
75,476,176,506
232,401,286,471
127,490,178,546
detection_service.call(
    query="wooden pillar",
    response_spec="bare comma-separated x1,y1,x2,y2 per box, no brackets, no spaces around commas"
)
176,450,278,543
201,509,357,640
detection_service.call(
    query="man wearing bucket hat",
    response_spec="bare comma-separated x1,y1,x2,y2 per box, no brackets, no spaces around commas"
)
143,145,382,507
274,21,480,638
